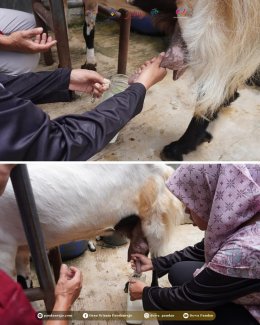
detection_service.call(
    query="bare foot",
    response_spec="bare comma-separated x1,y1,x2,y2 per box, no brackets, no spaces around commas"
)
0,164,15,196
129,53,167,90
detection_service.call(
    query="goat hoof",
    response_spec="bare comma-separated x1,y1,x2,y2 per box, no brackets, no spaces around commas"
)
17,275,33,289
160,142,184,161
199,131,213,144
81,62,97,71
87,240,96,252
160,131,213,161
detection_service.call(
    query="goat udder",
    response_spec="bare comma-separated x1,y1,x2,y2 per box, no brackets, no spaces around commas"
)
127,238,149,261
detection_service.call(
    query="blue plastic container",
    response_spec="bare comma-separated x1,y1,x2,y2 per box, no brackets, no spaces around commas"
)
59,240,88,261
131,15,163,36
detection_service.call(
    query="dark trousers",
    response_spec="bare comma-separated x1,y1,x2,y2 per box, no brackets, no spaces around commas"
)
158,261,258,325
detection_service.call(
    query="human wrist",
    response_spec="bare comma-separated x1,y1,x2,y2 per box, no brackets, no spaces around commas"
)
53,296,72,312
133,80,149,90
0,35,13,50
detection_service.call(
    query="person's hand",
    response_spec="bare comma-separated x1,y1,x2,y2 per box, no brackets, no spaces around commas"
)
129,53,167,90
54,264,83,311
130,253,153,273
129,279,146,301
69,69,110,98
0,27,57,53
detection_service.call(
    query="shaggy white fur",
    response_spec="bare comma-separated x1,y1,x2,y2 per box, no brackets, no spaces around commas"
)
179,0,260,117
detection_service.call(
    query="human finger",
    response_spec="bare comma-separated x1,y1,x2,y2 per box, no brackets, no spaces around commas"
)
59,264,69,280
47,35,54,43
36,40,57,52
131,253,146,259
34,34,41,44
85,70,106,85
155,52,166,66
69,266,83,283
39,33,47,44
23,27,44,38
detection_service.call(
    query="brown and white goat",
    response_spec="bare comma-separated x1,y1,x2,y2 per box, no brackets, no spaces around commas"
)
0,164,184,282
130,0,260,160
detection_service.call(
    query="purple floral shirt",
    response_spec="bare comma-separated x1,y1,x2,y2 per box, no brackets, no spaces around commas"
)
166,164,260,322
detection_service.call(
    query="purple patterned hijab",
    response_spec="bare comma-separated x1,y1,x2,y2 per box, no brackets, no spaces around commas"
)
166,164,260,279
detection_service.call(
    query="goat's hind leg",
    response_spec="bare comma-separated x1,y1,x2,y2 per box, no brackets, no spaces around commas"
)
160,116,213,161
160,91,240,161
0,241,18,279
16,246,32,289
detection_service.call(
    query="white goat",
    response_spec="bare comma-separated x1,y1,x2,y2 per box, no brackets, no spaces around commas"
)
179,0,260,118
0,164,184,280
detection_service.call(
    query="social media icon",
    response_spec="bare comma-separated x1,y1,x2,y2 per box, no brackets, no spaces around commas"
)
183,312,189,319
144,313,150,319
37,312,43,319
83,313,89,319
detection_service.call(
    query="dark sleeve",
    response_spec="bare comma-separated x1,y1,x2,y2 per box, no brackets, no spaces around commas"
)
0,68,72,104
152,240,205,278
0,82,146,161
142,267,260,311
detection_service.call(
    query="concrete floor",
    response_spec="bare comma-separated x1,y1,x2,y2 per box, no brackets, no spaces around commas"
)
38,20,260,162
33,224,203,325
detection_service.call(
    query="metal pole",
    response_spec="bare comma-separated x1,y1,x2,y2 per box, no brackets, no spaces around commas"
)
49,0,72,68
10,165,55,312
32,0,54,66
118,9,131,74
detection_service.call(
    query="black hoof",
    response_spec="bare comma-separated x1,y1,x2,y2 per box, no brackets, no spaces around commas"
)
160,143,184,161
197,131,213,145
17,275,33,289
160,131,213,161
81,62,97,71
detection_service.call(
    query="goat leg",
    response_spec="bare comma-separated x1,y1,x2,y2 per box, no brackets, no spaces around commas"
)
160,116,213,161
161,91,240,161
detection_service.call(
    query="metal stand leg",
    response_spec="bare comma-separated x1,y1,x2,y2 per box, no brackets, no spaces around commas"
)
32,0,55,66
118,9,131,75
49,247,62,283
10,165,55,312
49,0,71,68
32,0,71,68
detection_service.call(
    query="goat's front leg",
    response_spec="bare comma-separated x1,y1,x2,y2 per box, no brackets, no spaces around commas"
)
81,0,98,71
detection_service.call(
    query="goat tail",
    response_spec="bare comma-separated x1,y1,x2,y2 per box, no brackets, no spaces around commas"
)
182,0,260,118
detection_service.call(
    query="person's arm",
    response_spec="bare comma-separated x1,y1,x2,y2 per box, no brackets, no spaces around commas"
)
0,68,72,104
0,28,56,53
142,267,260,311
0,78,146,161
46,265,83,325
0,54,165,161
152,239,205,278
0,68,106,105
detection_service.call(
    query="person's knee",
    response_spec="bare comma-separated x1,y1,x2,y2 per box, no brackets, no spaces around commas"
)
168,261,204,286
